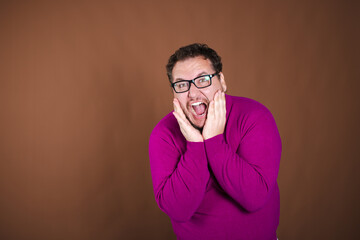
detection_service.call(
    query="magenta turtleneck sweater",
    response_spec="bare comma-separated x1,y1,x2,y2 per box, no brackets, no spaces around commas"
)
149,94,282,240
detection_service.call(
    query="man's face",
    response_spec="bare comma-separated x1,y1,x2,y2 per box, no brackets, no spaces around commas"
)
172,56,227,129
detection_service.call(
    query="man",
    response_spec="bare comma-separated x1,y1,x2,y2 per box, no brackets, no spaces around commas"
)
149,43,281,240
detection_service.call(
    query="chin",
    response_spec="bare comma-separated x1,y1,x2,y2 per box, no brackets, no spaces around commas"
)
185,115,204,131
190,120,205,131
192,124,203,132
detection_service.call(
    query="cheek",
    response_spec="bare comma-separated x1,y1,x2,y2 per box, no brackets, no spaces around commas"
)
207,84,224,99
203,89,217,101
175,95,188,108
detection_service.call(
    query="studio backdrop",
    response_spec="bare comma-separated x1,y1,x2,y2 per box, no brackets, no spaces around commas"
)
0,1,359,239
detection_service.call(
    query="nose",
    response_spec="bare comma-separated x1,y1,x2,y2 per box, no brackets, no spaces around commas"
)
188,82,201,98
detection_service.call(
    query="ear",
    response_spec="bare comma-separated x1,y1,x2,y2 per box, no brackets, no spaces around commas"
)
219,72,227,92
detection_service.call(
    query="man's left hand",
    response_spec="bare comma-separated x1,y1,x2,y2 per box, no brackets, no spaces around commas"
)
203,91,226,140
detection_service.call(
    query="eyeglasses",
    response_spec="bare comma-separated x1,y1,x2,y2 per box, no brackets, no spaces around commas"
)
171,72,219,93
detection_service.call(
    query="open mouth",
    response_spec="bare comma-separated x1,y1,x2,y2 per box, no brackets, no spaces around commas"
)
191,102,208,116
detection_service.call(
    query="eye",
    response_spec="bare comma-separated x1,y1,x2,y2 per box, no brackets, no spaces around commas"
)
199,76,210,83
175,82,188,89
196,76,210,86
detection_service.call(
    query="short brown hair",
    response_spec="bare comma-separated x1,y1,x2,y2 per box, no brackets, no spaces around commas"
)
166,43,223,83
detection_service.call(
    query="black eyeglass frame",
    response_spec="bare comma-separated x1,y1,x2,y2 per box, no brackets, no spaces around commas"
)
171,72,219,93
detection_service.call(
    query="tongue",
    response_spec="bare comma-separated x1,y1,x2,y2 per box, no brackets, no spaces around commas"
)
193,103,206,115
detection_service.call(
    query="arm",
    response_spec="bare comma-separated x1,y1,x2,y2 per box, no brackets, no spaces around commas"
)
149,100,210,222
149,129,209,222
149,134,209,222
204,108,282,212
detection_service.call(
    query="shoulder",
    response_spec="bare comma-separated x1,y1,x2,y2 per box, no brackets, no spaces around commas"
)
150,112,181,144
226,94,273,120
225,95,281,146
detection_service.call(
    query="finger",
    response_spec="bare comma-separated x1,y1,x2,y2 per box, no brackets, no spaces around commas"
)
219,92,226,124
173,113,189,136
222,92,226,113
210,91,217,117
174,111,200,140
220,91,226,113
214,90,222,116
207,100,215,118
173,111,180,120
173,98,180,113
174,100,185,120
214,90,220,101
173,98,189,120
214,92,225,122
172,111,181,123
173,106,194,131
173,111,189,128
216,91,225,106
217,92,226,120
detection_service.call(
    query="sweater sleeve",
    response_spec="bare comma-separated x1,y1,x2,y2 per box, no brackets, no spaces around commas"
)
149,126,210,222
204,108,281,212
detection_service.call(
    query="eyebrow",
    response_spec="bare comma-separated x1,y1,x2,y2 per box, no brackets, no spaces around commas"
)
174,71,209,82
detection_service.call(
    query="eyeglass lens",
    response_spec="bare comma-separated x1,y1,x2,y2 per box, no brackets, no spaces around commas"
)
174,75,212,93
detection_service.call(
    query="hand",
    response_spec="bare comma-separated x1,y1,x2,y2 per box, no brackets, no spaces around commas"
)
173,98,204,142
202,91,226,140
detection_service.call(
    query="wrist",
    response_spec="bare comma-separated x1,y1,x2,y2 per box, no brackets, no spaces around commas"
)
203,132,222,140
188,136,204,142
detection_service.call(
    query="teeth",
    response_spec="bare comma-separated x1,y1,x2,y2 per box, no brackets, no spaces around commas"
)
191,102,203,106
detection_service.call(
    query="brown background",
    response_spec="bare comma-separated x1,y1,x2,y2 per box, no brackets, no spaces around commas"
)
0,0,359,239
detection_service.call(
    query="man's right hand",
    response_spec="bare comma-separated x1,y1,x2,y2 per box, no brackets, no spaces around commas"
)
173,98,204,142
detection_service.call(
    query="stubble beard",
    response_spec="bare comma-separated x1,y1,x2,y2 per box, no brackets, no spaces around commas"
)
184,111,205,133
